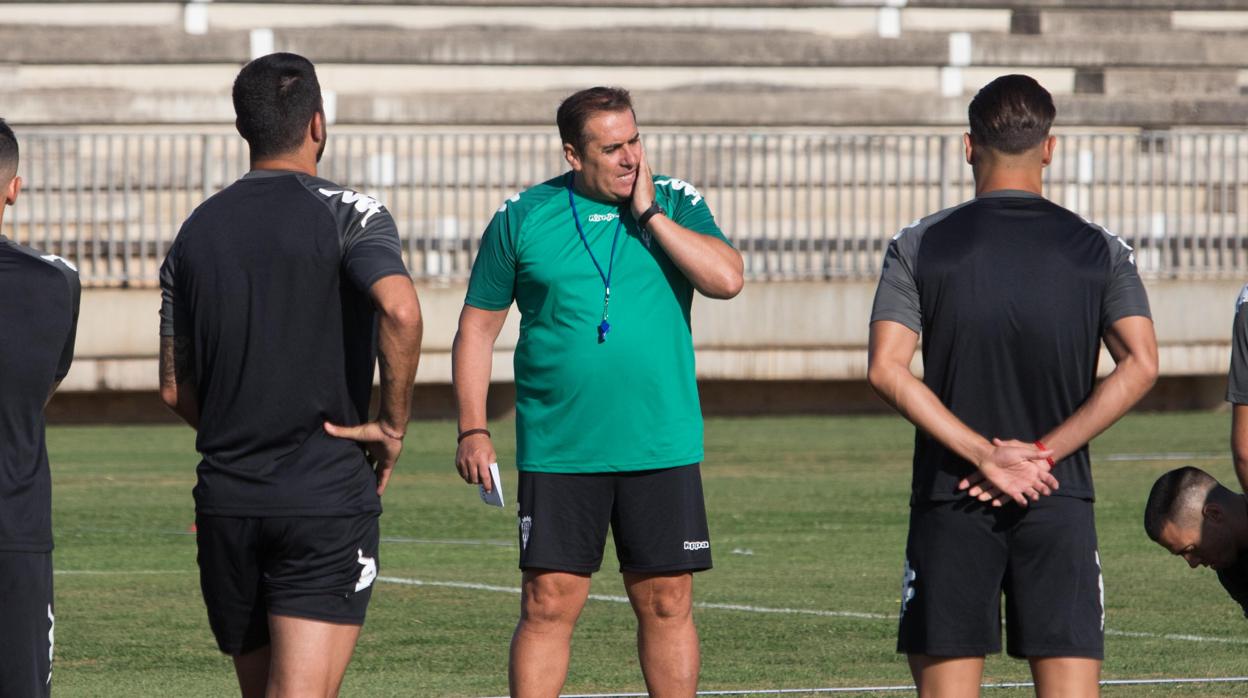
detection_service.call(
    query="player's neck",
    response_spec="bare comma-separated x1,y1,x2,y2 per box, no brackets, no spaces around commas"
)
250,151,318,177
570,172,621,206
973,168,1044,197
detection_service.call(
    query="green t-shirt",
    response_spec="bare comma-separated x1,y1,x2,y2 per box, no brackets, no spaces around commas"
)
466,172,730,473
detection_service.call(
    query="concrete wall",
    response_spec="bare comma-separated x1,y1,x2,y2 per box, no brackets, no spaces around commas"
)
63,278,1244,394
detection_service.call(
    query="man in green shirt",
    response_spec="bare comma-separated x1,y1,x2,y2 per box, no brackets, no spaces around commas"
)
453,86,743,698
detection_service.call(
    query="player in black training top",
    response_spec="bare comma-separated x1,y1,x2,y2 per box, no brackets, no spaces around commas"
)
1229,283,1248,491
1142,291,1248,619
0,119,81,698
158,54,422,697
868,75,1158,697
1145,466,1248,619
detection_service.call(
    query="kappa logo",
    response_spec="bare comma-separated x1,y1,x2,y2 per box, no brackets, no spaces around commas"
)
683,540,710,551
519,515,532,551
656,177,703,206
899,559,917,618
588,212,620,223
355,549,377,592
497,190,523,213
46,604,54,685
319,188,384,228
1083,216,1138,267
40,254,78,272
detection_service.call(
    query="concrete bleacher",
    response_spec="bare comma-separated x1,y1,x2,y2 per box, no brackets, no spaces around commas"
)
0,1,1244,127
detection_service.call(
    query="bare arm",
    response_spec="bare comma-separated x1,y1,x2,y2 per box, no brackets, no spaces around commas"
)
1231,404,1248,492
373,275,424,435
324,274,423,495
158,335,200,429
867,319,1055,506
453,304,509,491
1037,315,1159,462
631,149,743,300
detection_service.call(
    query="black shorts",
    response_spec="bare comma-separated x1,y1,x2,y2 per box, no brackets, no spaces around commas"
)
0,551,53,698
898,496,1103,659
196,512,380,656
517,464,712,574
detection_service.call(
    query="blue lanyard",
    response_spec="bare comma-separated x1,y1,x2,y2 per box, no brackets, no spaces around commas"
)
567,174,623,342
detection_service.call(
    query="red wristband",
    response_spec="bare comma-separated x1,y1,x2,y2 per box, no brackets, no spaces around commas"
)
1034,440,1056,468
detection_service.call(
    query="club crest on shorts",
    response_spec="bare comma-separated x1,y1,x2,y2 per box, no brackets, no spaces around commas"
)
355,549,377,592
519,515,532,551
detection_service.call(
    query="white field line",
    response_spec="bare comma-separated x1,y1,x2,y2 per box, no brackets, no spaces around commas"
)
378,577,890,620
53,572,1248,645
1105,628,1248,644
479,676,1248,697
379,576,1248,643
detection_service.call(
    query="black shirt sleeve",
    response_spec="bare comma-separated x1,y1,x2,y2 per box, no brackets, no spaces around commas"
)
1229,284,1248,404
52,257,81,381
158,237,181,338
301,177,409,292
341,208,408,292
1095,226,1152,332
870,224,924,333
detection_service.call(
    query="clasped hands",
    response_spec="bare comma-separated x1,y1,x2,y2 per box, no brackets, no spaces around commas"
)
959,438,1059,508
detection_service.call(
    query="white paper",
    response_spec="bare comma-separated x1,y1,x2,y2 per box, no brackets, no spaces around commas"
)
478,462,504,507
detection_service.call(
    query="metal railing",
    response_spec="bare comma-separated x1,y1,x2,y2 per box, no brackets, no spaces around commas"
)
3,130,1244,286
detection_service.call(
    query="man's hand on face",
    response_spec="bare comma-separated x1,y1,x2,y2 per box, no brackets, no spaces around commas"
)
630,146,655,220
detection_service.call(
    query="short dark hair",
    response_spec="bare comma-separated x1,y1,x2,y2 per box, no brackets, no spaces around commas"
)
967,74,1055,155
557,87,634,153
1144,466,1218,542
232,53,322,160
0,119,18,179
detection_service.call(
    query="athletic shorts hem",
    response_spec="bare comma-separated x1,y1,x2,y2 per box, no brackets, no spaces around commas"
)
217,637,270,658
618,561,712,574
518,560,600,575
898,644,1002,657
194,504,381,517
518,456,703,474
1006,645,1103,660
1228,390,1248,404
0,541,53,553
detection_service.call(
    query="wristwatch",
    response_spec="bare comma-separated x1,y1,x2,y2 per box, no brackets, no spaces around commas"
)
637,201,665,230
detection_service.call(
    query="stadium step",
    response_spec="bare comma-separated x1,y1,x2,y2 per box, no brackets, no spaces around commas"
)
5,86,1248,127
2,25,1246,69
1075,68,1242,97
1011,9,1172,34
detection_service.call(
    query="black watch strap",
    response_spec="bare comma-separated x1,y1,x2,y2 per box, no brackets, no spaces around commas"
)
637,201,665,230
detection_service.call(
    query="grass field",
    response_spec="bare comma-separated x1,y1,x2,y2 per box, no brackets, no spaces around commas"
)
46,412,1248,697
